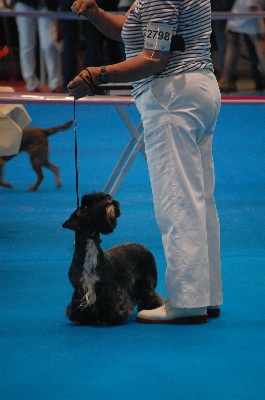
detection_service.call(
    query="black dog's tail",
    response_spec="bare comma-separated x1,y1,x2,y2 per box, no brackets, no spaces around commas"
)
43,120,73,136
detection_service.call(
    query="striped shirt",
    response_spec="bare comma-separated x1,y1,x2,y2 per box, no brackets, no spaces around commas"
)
121,0,214,97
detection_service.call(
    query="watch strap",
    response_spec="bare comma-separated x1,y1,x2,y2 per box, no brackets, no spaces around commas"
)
100,65,109,84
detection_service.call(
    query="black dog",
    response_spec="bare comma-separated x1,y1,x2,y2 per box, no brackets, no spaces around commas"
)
62,192,162,326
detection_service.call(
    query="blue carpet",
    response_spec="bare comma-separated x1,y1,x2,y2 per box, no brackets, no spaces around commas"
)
1,101,265,400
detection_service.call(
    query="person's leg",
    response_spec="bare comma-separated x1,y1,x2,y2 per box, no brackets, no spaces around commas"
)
198,134,223,307
244,34,265,91
103,37,122,65
249,34,265,81
210,0,236,72
212,19,228,72
14,2,39,91
218,30,240,91
38,8,62,91
83,20,104,66
135,70,222,322
60,0,79,91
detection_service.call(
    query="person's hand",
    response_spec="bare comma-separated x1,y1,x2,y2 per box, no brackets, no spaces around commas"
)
71,0,98,17
67,68,99,100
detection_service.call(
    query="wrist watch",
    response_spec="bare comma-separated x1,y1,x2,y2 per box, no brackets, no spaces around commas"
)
100,66,109,84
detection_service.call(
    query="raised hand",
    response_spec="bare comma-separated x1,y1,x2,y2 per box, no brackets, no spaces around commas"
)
71,0,98,17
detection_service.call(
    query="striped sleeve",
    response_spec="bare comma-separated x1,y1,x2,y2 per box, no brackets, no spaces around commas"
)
122,0,214,97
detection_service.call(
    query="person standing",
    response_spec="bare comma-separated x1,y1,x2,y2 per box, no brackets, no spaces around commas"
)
218,0,265,92
13,0,62,92
210,0,236,75
68,0,223,324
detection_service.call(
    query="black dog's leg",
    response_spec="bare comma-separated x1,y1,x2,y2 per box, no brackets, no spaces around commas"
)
66,289,97,325
96,286,134,326
134,278,163,312
137,292,163,312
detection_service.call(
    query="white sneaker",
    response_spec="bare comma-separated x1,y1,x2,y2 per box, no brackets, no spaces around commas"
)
136,299,208,324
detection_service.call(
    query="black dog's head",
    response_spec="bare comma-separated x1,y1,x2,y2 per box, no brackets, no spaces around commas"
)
62,192,121,236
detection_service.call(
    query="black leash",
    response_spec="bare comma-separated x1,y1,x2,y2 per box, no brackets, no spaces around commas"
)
73,98,80,208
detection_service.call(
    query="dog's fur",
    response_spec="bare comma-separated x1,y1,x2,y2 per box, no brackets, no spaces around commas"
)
0,120,73,191
62,192,163,326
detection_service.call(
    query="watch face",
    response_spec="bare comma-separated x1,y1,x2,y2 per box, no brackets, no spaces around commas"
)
101,74,108,84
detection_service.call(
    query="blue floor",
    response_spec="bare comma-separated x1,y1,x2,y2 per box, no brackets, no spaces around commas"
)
1,101,265,399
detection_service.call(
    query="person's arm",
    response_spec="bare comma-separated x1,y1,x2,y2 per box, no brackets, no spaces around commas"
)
68,0,171,99
67,49,169,99
71,0,130,40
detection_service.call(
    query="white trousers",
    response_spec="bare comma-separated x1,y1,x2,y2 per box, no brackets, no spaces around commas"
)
15,2,62,91
135,70,223,308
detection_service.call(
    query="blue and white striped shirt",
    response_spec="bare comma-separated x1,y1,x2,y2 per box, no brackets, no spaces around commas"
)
121,0,214,97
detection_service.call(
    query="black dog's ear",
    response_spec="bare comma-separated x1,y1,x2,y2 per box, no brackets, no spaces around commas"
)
99,199,121,234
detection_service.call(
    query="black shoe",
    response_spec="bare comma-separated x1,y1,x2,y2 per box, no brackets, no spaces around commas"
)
207,306,220,318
